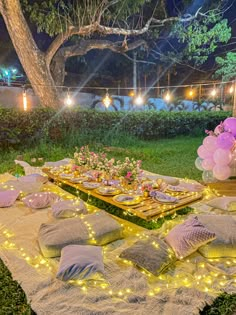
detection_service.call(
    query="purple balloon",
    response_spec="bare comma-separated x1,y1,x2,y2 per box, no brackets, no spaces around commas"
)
202,158,215,171
216,132,235,150
223,117,236,137
213,148,232,165
197,145,213,159
203,136,218,152
213,164,231,181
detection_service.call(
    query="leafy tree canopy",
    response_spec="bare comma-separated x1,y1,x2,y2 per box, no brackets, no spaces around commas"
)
215,52,236,81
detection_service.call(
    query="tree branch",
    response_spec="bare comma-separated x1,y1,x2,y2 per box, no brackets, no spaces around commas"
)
46,7,203,66
122,53,156,65
55,39,147,60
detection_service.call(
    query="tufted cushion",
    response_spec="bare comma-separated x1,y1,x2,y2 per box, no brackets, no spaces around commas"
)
52,199,88,218
23,192,61,209
119,235,176,276
165,217,216,259
56,245,104,281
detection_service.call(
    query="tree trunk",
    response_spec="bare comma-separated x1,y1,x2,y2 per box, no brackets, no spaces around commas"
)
0,0,61,108
50,56,66,87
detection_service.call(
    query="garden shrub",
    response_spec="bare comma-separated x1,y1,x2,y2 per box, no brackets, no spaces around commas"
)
0,107,231,148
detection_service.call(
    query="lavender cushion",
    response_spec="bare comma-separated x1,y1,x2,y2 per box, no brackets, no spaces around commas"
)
56,245,104,281
3,180,43,196
52,199,88,218
0,190,20,207
18,174,48,184
165,217,216,259
23,192,61,209
120,235,176,276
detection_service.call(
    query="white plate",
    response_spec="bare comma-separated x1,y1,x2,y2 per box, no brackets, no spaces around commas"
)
82,182,101,189
150,191,178,203
113,194,142,205
59,173,73,179
166,185,187,192
95,186,121,196
69,177,88,184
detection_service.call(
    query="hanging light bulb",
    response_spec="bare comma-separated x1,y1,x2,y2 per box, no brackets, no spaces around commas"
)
103,90,112,108
129,90,135,97
188,86,194,98
64,89,73,106
229,85,234,94
164,91,171,102
134,94,144,106
22,87,28,111
210,86,217,98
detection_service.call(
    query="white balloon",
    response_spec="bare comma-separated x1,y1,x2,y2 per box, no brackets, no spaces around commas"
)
202,170,216,183
195,157,204,171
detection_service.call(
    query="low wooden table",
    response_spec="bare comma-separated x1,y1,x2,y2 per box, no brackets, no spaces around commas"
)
43,168,203,221
208,180,236,196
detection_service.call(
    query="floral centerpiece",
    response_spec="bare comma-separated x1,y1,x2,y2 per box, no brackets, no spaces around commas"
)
117,157,142,182
74,146,106,171
73,146,143,188
196,117,236,182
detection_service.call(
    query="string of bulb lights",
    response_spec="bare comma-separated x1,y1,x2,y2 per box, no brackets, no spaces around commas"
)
2,79,235,111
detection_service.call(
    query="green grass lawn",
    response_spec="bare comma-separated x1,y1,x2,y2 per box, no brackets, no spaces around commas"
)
0,134,235,314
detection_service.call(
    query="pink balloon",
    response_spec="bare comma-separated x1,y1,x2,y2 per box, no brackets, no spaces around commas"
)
203,136,218,152
202,158,215,171
213,164,231,180
213,148,232,165
214,124,223,135
197,145,213,159
216,132,235,150
224,117,236,137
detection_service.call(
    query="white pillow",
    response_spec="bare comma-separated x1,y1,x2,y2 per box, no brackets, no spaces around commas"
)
207,197,236,212
197,215,236,258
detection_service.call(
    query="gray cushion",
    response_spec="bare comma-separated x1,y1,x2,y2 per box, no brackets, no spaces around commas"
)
38,211,123,257
119,235,176,276
197,215,236,258
56,245,104,281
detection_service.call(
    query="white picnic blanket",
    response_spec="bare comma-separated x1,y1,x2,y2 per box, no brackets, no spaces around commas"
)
0,174,235,315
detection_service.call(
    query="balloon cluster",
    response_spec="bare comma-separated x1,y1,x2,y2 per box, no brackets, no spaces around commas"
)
196,117,236,182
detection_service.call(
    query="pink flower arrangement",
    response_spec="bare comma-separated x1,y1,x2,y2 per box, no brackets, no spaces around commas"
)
73,146,143,181
141,183,153,192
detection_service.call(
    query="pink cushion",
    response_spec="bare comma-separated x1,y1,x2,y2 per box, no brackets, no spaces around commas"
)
23,192,61,209
165,217,216,259
0,190,20,207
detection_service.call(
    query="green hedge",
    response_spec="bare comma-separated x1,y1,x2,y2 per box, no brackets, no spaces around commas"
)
0,107,231,148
